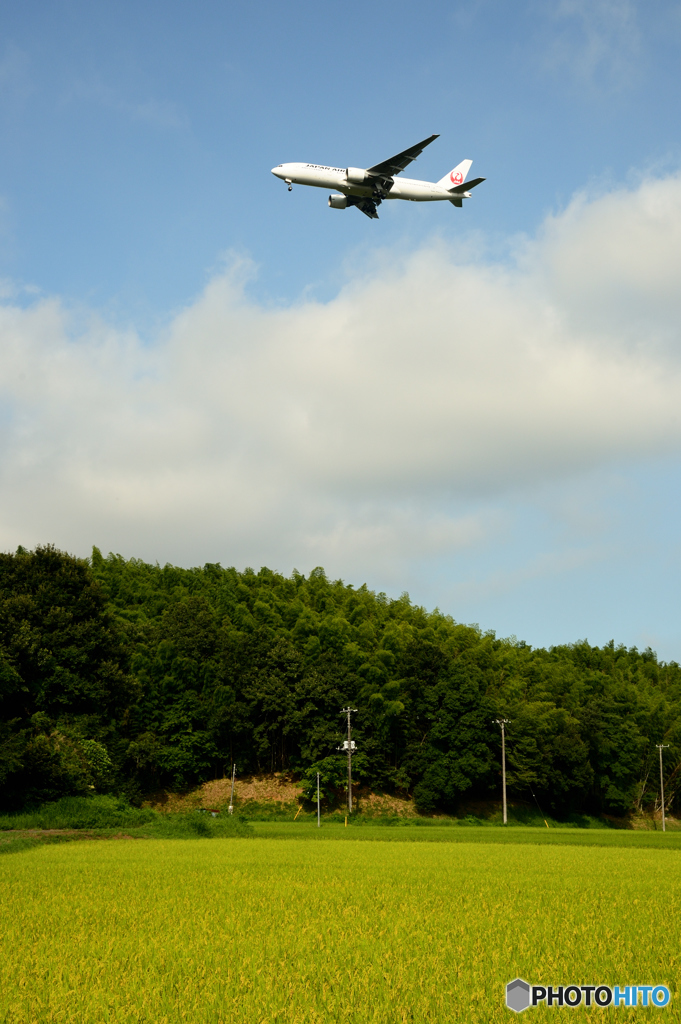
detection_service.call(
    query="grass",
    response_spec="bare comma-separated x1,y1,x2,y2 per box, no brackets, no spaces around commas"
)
1,831,680,1023
231,798,301,820
0,795,157,831
0,795,253,848
2,800,679,857
250,820,681,848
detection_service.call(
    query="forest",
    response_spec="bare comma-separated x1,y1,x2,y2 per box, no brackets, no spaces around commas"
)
1,544,680,816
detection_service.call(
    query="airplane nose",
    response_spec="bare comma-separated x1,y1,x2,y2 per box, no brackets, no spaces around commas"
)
271,166,283,178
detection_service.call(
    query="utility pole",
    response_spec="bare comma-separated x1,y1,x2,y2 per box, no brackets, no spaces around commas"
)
657,744,670,832
340,708,357,814
228,763,236,815
495,719,511,825
317,771,321,828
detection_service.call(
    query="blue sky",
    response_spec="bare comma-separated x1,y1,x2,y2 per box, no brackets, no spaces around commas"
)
3,0,680,315
2,0,681,658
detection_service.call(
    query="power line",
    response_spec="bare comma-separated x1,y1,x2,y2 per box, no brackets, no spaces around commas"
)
527,782,549,829
228,763,236,815
317,771,321,828
339,708,357,814
657,744,670,832
495,719,511,825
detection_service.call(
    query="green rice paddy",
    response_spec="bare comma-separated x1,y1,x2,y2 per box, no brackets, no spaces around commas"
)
1,828,679,1023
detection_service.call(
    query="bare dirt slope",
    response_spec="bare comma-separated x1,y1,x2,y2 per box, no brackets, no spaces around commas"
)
144,775,419,816
145,774,304,813
143,779,676,828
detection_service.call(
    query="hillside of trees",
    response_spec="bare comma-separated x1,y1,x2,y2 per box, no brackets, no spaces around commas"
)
1,544,680,816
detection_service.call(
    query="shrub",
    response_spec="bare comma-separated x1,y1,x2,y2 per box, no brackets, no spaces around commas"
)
0,795,157,831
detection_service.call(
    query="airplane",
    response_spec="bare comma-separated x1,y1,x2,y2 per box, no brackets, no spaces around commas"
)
271,134,484,219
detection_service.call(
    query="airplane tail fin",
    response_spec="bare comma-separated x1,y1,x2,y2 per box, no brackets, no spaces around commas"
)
438,159,472,190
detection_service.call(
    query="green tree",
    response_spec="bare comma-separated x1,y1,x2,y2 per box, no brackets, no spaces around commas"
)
0,545,135,808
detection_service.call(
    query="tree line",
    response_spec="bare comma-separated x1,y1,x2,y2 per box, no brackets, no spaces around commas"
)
1,544,679,816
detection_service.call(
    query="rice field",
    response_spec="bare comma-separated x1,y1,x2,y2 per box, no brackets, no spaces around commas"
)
1,832,680,1023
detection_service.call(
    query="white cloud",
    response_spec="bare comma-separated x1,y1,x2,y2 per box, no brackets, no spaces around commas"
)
534,175,681,345
1,172,681,581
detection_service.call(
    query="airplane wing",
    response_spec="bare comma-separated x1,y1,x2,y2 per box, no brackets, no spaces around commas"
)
448,177,486,193
366,134,440,178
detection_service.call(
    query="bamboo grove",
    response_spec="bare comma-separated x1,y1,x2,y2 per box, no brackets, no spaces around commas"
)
1,545,679,815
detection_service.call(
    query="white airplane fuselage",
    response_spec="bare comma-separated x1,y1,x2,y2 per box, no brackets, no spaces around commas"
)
271,163,472,202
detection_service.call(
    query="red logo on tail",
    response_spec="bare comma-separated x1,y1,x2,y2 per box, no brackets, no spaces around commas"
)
450,170,464,185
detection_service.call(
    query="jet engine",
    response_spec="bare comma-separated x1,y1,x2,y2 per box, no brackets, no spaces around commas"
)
346,167,369,185
328,194,348,209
